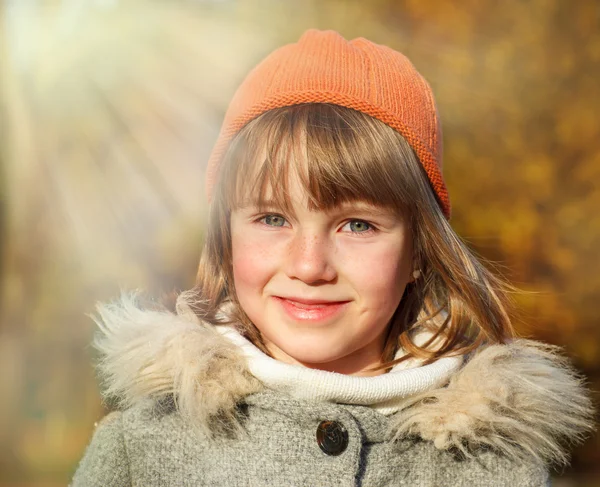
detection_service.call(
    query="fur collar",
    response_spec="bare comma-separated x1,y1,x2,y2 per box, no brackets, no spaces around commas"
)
92,292,595,467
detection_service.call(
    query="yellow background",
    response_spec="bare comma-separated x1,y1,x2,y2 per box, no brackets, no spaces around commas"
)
0,0,598,484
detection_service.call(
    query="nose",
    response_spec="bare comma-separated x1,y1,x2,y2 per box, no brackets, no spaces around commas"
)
284,231,337,284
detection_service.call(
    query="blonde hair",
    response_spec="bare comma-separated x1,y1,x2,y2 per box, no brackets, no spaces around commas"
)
189,103,516,371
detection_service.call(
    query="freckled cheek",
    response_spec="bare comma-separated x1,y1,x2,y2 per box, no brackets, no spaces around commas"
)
231,236,281,290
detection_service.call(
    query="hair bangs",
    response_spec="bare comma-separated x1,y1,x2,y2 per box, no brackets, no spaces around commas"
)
217,104,419,218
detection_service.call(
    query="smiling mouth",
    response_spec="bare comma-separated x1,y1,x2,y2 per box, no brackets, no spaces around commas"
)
274,297,350,308
273,296,350,322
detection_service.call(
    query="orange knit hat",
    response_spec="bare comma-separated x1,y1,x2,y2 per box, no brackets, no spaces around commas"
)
205,29,451,219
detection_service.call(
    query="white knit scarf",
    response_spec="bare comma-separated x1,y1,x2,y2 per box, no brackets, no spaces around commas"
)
217,326,463,415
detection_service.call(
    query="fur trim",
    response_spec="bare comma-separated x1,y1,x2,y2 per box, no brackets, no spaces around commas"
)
90,292,595,464
91,290,262,437
389,339,596,467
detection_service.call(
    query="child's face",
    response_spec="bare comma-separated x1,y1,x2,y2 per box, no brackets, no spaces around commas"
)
230,175,414,376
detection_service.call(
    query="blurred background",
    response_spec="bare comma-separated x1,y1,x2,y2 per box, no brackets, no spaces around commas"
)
0,0,598,485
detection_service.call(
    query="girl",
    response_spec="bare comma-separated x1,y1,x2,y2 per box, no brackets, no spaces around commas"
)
72,29,594,486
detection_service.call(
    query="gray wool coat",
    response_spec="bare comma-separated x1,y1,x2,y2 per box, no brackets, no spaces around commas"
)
71,294,595,487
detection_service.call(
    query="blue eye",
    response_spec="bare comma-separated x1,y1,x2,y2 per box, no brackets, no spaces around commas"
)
261,214,286,227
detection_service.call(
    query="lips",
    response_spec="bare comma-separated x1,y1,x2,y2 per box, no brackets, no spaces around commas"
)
284,301,337,310
273,296,350,322
276,296,350,306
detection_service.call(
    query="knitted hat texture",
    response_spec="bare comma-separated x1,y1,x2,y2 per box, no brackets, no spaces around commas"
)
205,29,451,218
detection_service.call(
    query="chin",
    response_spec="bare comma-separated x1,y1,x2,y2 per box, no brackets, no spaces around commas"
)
274,340,351,368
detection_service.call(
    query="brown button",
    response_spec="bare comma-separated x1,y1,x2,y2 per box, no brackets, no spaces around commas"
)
316,420,348,456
